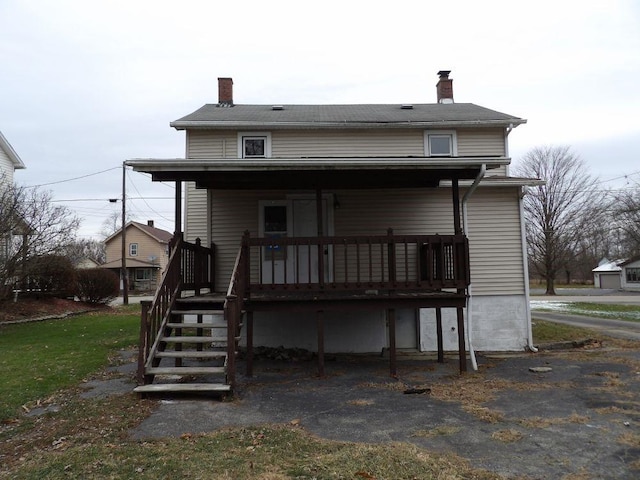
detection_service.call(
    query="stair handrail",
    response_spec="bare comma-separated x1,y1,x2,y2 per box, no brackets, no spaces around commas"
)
223,233,249,389
136,234,184,385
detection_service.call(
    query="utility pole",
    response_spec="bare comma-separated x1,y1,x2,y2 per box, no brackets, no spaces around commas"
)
120,161,129,305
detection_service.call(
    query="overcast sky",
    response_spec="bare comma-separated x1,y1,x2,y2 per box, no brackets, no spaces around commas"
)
1,0,639,239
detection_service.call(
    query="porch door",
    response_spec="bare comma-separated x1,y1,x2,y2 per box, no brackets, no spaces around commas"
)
292,198,331,283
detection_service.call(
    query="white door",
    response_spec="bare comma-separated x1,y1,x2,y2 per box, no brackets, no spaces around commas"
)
292,198,331,283
259,197,332,284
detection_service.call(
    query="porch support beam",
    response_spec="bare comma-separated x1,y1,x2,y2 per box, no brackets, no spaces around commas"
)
174,180,182,235
246,311,254,377
388,308,397,377
457,307,467,372
316,186,325,287
436,308,444,363
317,310,325,377
452,178,462,235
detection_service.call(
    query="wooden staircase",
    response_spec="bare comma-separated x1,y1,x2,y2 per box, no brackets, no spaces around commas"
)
134,297,241,395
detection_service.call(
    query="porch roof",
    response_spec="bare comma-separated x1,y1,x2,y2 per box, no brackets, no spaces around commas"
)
127,157,507,189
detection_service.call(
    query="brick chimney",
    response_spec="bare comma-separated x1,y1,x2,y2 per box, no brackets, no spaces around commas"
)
147,220,154,228
436,70,454,104
218,77,233,106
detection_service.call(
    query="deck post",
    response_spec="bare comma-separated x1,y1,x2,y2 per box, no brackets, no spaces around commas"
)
436,307,444,363
316,187,325,287
174,181,182,235
246,311,254,376
388,308,397,377
317,310,325,377
137,300,151,385
456,307,467,373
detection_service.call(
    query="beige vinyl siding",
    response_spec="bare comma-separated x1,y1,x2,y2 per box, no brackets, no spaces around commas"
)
185,128,508,160
187,131,236,158
457,129,505,156
465,188,525,294
184,182,209,243
271,129,424,157
209,187,524,295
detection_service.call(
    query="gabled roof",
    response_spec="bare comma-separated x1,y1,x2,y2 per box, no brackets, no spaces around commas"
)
620,255,640,267
171,103,526,130
0,130,26,169
104,221,172,245
592,259,625,273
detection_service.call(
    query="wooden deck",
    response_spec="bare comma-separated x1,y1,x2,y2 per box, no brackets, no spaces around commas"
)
137,232,471,395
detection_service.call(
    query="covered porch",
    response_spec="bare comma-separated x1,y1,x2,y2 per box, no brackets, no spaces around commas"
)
129,157,497,392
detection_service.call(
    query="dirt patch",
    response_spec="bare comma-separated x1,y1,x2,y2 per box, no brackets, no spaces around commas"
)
0,297,104,324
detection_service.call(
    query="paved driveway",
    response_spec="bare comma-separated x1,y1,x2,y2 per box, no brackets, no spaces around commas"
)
125,349,640,479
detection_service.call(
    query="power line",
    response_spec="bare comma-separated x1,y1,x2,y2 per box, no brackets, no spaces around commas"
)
24,166,121,188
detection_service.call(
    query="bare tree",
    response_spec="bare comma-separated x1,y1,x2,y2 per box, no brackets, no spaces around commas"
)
0,183,80,298
63,238,107,265
513,146,607,294
99,210,134,239
613,186,640,257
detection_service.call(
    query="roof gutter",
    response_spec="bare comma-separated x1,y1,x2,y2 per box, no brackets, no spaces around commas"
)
170,119,527,130
461,163,486,371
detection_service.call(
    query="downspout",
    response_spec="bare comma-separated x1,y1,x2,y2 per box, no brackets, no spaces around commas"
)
520,186,538,352
461,164,486,371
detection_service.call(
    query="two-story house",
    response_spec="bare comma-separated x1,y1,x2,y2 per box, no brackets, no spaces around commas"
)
129,72,540,394
102,220,172,292
0,130,27,269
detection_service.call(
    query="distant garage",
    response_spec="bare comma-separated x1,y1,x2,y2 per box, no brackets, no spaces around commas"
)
593,259,622,290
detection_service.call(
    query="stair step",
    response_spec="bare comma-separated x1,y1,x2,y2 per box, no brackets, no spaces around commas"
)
155,351,227,359
146,366,226,375
162,336,218,343
171,310,225,316
166,322,226,329
162,336,240,344
134,383,231,394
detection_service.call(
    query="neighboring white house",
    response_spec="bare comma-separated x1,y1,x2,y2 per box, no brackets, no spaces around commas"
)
593,256,640,291
130,72,543,354
0,130,26,261
0,130,25,185
621,256,640,291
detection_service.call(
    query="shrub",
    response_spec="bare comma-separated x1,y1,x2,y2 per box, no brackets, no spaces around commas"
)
21,255,77,298
75,268,119,304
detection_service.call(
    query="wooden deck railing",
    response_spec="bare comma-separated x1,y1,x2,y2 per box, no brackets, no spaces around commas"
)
223,241,248,389
136,235,215,385
245,229,469,293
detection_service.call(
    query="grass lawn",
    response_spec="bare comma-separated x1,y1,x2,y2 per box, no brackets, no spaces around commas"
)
532,302,640,323
0,306,140,421
0,304,629,479
531,319,600,343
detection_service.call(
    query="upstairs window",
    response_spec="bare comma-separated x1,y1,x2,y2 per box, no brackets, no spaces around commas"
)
238,132,271,158
425,130,457,157
129,243,138,256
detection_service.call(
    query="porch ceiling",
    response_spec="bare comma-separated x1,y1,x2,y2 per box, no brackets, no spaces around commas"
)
128,157,504,189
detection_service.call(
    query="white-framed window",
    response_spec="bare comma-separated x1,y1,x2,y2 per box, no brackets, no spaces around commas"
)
424,130,457,157
627,268,640,283
238,132,272,158
129,243,138,256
